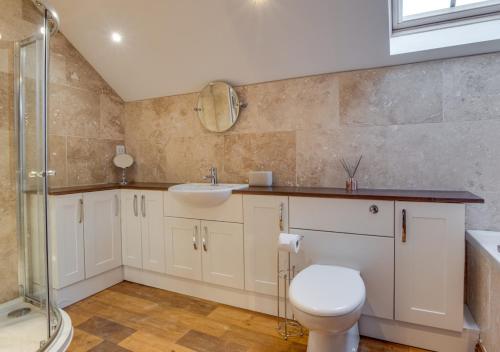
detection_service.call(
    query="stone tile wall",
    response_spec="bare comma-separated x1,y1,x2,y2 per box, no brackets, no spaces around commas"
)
124,54,500,231
48,33,125,187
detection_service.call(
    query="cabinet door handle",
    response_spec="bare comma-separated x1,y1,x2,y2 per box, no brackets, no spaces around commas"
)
79,199,84,223
203,226,208,252
279,202,284,231
115,194,119,217
141,195,146,217
193,225,199,250
133,195,138,217
402,209,407,243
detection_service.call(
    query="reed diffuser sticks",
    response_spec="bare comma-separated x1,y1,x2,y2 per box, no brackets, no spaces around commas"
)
340,155,362,191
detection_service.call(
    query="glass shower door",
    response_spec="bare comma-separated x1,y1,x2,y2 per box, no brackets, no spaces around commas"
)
18,32,47,306
16,21,54,348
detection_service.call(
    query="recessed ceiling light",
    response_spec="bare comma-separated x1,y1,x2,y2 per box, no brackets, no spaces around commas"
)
111,32,122,43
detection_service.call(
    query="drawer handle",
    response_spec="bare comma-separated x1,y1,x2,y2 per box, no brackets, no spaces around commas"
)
369,205,379,214
133,195,138,217
203,226,208,252
402,209,407,243
279,202,284,231
193,225,199,250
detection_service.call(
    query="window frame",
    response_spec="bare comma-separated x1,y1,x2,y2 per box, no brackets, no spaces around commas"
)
392,0,500,33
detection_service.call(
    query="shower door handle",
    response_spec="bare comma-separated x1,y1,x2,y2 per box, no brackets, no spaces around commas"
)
28,170,56,178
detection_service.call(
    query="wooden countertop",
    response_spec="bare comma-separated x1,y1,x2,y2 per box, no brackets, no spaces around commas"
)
48,182,175,195
48,182,484,203
233,186,484,203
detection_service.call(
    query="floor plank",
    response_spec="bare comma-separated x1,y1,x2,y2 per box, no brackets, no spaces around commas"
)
65,281,430,352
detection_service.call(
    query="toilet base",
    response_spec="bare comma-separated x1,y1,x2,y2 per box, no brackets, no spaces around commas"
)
307,323,360,352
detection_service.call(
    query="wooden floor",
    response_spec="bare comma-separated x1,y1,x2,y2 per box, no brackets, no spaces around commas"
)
65,281,428,352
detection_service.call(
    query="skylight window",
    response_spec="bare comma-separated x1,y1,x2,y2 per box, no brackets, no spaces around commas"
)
392,0,500,32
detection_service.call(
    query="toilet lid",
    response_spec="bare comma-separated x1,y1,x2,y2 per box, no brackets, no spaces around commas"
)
289,265,366,317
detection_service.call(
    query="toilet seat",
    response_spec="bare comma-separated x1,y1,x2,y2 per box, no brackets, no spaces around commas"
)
289,264,365,317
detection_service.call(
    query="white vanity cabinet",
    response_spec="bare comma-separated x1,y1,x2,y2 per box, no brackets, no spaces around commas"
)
243,195,289,295
121,190,165,273
201,220,244,289
121,190,142,268
83,190,122,278
395,201,465,332
164,217,244,289
164,217,202,280
288,196,395,320
50,193,85,289
163,192,245,289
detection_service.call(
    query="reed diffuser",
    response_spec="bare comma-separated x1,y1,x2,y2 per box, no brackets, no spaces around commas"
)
340,155,362,192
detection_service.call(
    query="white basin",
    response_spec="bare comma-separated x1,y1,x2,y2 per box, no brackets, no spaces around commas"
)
169,183,249,207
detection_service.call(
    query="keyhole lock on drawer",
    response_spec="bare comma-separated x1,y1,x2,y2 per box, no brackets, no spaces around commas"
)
369,205,379,214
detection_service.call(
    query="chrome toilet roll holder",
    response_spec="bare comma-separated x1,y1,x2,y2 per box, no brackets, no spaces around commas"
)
276,247,304,340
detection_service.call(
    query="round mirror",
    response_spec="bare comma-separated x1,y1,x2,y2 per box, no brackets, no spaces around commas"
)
196,81,240,132
113,154,134,169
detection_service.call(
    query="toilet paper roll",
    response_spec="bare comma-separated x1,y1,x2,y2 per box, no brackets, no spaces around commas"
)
278,233,303,254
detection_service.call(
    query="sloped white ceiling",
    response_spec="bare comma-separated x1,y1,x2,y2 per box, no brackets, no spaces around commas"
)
48,0,500,101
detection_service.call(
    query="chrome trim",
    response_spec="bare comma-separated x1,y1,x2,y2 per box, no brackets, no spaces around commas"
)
133,195,138,217
32,0,60,36
203,226,208,252
79,199,83,224
115,194,119,217
279,203,284,231
42,9,53,342
141,195,146,217
193,225,199,250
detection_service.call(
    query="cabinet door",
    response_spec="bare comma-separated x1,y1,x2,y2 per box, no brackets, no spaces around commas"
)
121,190,142,268
395,202,465,331
291,228,394,320
141,191,165,273
83,190,122,278
243,195,288,295
201,221,244,289
165,217,202,280
50,194,85,289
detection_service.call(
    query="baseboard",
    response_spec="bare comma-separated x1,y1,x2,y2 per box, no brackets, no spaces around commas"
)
53,267,124,308
123,266,283,316
124,266,478,352
359,306,478,352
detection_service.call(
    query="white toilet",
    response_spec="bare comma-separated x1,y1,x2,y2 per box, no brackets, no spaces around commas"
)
289,264,366,352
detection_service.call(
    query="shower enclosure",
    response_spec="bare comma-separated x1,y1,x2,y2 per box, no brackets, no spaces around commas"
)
0,0,71,350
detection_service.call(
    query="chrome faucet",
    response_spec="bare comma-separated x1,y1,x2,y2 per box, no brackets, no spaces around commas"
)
203,166,218,185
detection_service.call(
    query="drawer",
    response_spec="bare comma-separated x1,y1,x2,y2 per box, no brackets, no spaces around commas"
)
291,228,394,320
164,192,243,223
289,197,394,237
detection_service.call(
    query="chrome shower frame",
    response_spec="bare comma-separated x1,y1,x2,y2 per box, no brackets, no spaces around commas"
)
13,1,60,349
